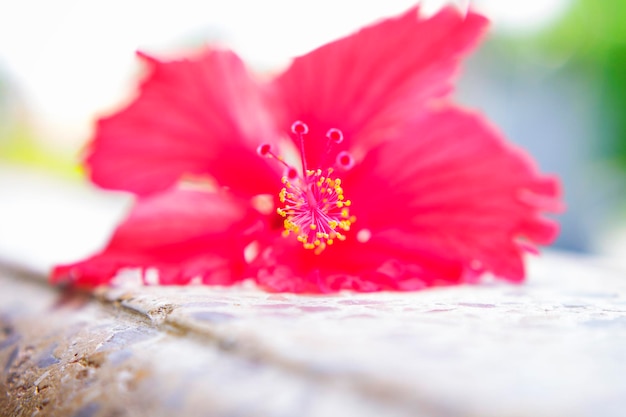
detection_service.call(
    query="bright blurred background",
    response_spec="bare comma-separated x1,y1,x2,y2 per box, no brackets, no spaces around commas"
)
0,0,624,269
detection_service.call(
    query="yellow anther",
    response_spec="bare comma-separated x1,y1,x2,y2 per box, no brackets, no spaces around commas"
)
275,165,355,255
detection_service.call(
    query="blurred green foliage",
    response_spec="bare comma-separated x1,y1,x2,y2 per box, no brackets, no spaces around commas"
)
0,71,80,177
0,127,81,178
542,0,626,167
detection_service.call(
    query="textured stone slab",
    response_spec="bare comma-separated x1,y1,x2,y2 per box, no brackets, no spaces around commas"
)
2,252,626,417
1,269,414,417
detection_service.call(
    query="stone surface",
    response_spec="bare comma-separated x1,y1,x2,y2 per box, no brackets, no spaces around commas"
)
2,251,626,417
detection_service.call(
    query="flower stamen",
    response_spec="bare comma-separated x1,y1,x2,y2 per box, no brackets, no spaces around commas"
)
278,168,355,254
258,122,356,254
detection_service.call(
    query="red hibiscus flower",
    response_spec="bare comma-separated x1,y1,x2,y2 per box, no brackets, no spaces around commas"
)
52,6,562,293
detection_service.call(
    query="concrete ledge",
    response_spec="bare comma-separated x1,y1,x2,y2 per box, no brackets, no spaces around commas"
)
2,252,626,417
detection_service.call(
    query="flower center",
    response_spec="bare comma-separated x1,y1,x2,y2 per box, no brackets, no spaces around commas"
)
278,168,354,254
258,121,356,254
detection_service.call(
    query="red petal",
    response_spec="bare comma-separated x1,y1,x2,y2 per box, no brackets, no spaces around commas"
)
51,189,263,287
345,106,562,282
273,6,488,168
86,49,282,197
252,107,562,293
252,237,468,294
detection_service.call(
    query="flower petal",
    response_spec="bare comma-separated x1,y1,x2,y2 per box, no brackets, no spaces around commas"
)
86,49,282,197
252,238,469,293
345,106,562,282
273,6,488,168
51,189,263,287
252,107,561,293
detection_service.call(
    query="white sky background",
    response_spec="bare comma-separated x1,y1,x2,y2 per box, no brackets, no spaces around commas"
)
0,0,570,150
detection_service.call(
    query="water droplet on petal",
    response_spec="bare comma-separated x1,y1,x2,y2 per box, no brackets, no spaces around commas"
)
356,229,372,243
